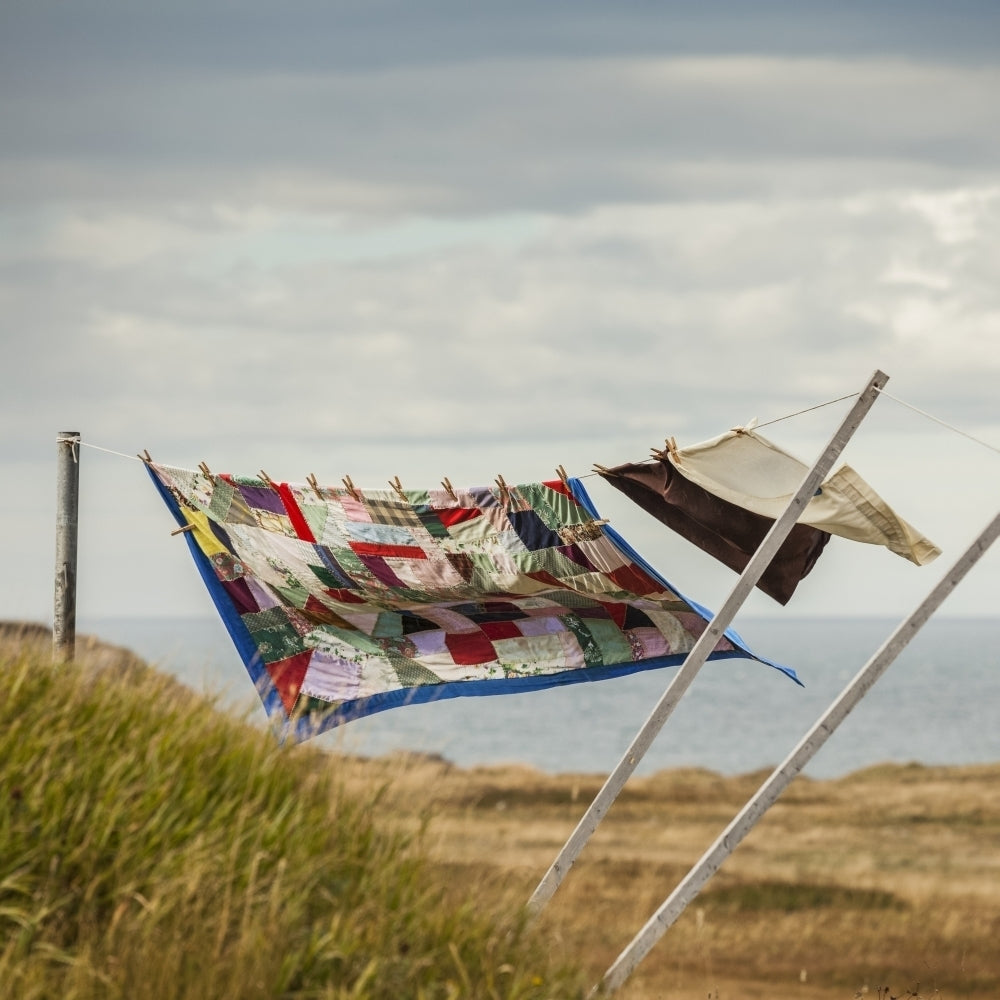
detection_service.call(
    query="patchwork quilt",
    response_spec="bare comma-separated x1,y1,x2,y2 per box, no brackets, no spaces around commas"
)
148,464,795,742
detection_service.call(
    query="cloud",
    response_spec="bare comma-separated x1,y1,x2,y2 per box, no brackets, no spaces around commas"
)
4,187,998,461
2,52,999,214
1,3,998,618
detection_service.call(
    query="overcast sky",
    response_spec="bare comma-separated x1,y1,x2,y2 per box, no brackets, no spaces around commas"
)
3,1,999,629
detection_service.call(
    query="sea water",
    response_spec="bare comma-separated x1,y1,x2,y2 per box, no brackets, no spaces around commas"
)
80,615,1000,779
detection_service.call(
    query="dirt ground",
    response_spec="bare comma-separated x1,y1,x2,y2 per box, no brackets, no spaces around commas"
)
349,753,1000,1000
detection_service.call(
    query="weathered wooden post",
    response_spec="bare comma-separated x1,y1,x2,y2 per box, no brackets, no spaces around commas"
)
54,431,81,662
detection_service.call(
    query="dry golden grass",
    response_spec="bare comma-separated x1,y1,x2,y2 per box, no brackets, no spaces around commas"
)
345,754,1000,1000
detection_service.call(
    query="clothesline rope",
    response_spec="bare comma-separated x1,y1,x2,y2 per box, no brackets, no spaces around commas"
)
875,387,1000,458
78,441,144,461
74,386,1000,482
754,392,859,429
580,390,865,476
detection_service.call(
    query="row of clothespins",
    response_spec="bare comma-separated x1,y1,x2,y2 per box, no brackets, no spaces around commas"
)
593,437,682,477
280,466,573,506
139,449,574,527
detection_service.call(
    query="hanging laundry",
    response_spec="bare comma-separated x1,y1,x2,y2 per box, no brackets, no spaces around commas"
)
599,423,940,605
597,457,830,605
148,463,796,742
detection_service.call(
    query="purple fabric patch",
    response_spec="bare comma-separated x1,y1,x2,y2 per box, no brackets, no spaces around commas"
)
557,542,597,571
409,630,449,655
301,650,361,701
247,576,281,611
237,484,286,515
221,577,259,615
358,554,406,588
517,615,567,636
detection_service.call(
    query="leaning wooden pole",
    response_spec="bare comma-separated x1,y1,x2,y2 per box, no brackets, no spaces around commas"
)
528,369,890,914
54,431,81,663
595,508,1000,996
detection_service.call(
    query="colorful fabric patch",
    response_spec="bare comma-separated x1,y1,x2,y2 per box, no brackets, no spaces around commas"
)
148,464,795,742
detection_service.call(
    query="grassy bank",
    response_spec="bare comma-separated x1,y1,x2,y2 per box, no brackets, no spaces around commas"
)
0,627,584,1000
3,625,998,1000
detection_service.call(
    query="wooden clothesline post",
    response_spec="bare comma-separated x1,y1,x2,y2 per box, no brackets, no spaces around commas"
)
528,369,890,914
596,507,1000,996
54,431,80,663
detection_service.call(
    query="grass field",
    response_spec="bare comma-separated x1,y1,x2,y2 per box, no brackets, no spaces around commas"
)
0,625,584,999
3,623,998,999
330,740,1000,1000
361,753,1000,999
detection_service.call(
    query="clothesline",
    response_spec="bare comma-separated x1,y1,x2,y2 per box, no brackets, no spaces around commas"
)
876,387,1000,458
72,387,1000,481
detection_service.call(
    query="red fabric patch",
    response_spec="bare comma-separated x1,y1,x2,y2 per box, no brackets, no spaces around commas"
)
600,602,628,630
324,588,367,604
607,563,660,596
435,506,483,528
444,630,498,665
526,569,567,590
303,595,356,628
478,620,523,641
542,478,576,500
349,541,428,559
276,483,317,542
266,650,312,713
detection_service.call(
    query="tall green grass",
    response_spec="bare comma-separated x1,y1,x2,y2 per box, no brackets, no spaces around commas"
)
0,645,584,999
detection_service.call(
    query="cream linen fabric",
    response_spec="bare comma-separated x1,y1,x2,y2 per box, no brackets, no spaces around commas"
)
670,423,940,566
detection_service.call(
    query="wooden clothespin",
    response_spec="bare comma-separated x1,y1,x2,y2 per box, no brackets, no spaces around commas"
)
441,477,458,501
556,464,569,485
259,470,279,491
389,476,408,503
494,474,510,506
652,437,682,465
170,522,198,536
138,449,152,464
306,473,321,497
342,475,362,502
592,462,611,474
198,461,212,477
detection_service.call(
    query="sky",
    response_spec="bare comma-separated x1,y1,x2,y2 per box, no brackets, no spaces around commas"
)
2,0,1000,626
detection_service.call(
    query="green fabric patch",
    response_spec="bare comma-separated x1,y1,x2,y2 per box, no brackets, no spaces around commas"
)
213,481,256,526
562,613,604,667
309,561,353,589
299,502,328,539
332,547,368,579
416,506,451,539
545,484,592,526
274,582,309,610
244,609,309,663
582,618,633,665
207,478,236,521
312,626,383,656
372,612,403,638
514,547,590,580
545,590,602,610
392,657,445,687
516,483,563,530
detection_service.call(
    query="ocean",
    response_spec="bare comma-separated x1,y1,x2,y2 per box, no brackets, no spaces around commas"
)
80,615,1000,780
